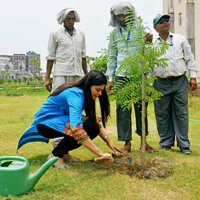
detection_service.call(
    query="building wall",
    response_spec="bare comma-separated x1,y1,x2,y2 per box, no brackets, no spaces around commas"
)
163,0,175,32
13,54,26,71
0,57,10,71
0,54,26,71
163,0,200,80
174,0,187,36
195,0,200,79
0,52,41,79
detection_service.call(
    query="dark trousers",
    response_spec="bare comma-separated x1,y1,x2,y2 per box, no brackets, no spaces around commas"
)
115,76,149,141
154,74,190,148
37,118,100,158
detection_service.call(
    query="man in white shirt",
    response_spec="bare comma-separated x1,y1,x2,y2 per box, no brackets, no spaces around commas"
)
45,8,88,158
153,14,197,154
45,7,88,92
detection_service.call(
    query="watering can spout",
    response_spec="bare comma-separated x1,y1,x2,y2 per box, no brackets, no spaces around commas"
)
28,157,58,187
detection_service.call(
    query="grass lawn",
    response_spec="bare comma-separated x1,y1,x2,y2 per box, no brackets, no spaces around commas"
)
0,92,200,200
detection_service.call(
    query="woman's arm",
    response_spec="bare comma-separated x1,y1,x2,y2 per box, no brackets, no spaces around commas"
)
81,138,103,157
81,138,114,163
99,126,123,154
99,126,110,144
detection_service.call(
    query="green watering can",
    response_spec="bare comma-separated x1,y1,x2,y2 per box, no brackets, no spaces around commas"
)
0,156,58,196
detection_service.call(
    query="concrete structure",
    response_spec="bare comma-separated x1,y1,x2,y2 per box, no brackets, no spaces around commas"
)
0,56,29,79
163,0,200,80
0,52,41,79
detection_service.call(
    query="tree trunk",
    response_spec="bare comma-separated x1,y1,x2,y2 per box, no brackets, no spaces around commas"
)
141,54,146,170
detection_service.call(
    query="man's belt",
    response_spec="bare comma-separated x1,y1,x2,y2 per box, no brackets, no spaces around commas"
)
157,74,184,81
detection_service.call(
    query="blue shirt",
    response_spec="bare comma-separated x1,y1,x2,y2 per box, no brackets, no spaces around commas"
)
18,87,85,150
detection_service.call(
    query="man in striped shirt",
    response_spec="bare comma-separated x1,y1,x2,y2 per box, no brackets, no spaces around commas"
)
106,1,156,153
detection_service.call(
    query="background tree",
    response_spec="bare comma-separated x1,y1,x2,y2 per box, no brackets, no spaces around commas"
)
29,58,42,77
90,49,108,74
0,70,6,81
0,68,9,80
29,58,42,87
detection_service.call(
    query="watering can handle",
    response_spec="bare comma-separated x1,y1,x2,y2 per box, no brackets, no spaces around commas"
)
0,156,29,166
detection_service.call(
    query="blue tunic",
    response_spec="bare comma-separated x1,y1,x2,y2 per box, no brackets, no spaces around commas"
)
17,87,84,150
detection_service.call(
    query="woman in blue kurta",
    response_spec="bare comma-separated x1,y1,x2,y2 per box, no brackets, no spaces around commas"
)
18,70,121,168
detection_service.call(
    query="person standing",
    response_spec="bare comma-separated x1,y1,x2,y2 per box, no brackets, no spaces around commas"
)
153,14,197,154
106,1,156,153
45,8,88,154
45,7,88,92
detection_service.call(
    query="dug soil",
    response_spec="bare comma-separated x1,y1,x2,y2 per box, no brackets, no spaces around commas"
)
96,155,173,180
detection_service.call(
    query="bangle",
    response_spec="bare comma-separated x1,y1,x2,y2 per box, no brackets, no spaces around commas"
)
104,135,108,140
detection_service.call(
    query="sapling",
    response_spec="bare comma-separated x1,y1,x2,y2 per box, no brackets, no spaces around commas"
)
112,7,168,169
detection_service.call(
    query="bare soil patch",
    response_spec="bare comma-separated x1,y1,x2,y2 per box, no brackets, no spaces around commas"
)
96,155,174,180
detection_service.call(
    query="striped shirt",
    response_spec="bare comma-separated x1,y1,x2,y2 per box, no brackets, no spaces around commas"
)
106,24,151,82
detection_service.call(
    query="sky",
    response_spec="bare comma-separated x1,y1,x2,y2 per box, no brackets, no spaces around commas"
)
0,0,163,71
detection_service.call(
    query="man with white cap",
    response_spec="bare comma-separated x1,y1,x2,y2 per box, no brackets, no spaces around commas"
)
45,7,88,93
153,14,197,154
45,8,88,159
106,1,156,153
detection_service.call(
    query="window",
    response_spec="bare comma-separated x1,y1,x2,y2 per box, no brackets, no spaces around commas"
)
179,13,182,25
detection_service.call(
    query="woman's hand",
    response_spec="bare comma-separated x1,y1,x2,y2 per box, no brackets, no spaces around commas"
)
106,141,123,154
94,153,114,164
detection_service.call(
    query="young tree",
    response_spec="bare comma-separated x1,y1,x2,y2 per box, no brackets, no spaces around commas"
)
111,8,168,169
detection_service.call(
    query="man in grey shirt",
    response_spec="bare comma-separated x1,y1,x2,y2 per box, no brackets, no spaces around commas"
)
153,14,197,154
45,8,88,159
45,7,88,92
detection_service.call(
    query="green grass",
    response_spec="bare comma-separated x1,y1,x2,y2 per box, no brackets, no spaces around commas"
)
0,92,200,200
0,84,49,96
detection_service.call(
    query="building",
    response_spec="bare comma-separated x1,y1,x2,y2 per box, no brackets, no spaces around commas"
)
0,54,27,71
0,52,41,79
163,0,200,81
0,56,29,79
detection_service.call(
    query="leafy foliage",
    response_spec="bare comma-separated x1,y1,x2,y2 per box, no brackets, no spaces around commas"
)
90,49,108,74
113,7,169,109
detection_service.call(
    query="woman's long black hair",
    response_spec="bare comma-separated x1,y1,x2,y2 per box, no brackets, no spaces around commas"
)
50,70,110,127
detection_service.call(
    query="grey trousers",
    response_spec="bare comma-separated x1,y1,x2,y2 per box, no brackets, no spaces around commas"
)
52,76,81,92
116,76,149,141
153,74,190,148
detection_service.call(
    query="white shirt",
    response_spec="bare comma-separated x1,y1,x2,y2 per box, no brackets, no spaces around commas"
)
154,32,197,78
46,27,86,77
